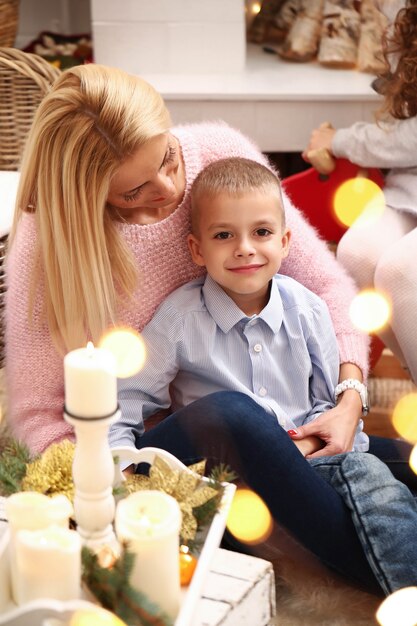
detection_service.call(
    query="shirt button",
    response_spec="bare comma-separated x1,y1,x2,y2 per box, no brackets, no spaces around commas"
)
253,344,262,353
259,387,267,397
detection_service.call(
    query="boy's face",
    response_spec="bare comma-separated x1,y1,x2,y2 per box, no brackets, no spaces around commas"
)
188,190,290,314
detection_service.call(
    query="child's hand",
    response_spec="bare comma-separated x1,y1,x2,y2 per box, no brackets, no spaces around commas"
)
302,124,337,162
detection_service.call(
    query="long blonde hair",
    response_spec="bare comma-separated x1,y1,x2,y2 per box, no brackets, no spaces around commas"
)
10,64,171,352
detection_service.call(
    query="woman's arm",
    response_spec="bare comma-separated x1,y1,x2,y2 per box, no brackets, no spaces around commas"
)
280,193,370,378
290,362,364,457
5,215,74,454
281,196,369,454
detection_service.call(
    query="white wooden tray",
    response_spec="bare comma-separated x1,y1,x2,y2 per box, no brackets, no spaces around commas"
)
0,447,235,626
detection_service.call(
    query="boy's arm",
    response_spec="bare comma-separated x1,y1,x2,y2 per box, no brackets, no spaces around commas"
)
289,299,344,456
109,305,182,450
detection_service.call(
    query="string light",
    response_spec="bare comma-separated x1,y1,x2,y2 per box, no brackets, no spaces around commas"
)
392,393,417,443
99,327,146,378
333,177,385,228
349,289,391,333
70,608,128,626
409,444,417,475
376,587,417,626
226,488,272,545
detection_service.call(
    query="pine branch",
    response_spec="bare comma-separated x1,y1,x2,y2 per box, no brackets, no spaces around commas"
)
82,545,173,626
0,436,33,496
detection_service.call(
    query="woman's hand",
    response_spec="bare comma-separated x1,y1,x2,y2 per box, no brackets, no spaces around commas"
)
289,389,363,459
302,126,337,162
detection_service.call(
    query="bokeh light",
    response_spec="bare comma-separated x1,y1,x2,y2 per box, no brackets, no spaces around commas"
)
410,444,417,475
349,289,391,333
99,328,146,378
70,608,128,626
376,587,417,626
392,393,417,443
226,488,273,545
333,177,385,228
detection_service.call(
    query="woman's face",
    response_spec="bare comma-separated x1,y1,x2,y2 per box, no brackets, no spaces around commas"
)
107,133,185,224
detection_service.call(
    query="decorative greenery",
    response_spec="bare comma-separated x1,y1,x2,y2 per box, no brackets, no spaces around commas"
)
0,436,229,546
82,544,173,626
0,434,234,622
0,434,33,496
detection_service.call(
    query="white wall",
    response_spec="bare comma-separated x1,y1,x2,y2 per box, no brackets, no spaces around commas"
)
16,0,91,49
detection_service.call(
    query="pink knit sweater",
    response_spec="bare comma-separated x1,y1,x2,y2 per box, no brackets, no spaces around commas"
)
5,122,369,454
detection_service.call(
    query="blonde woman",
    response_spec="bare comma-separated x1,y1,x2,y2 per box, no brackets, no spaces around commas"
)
6,64,413,589
6,63,413,483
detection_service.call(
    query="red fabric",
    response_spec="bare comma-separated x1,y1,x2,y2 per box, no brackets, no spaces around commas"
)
282,160,386,371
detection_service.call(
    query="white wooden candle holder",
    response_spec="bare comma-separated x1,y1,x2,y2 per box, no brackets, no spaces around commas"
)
63,408,120,549
0,447,236,626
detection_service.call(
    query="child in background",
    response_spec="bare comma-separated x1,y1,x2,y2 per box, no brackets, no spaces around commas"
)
109,157,417,597
304,0,417,383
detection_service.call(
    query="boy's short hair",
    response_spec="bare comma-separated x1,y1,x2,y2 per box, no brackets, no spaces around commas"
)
190,157,285,234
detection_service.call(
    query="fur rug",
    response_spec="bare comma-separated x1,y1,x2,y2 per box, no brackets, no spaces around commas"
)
271,556,380,626
248,527,381,626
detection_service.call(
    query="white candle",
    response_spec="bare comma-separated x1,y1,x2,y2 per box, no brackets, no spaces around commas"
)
5,492,73,605
115,490,182,621
6,492,73,531
14,524,81,604
64,342,117,418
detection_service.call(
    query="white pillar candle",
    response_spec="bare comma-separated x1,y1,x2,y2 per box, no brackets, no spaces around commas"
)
5,492,73,532
64,342,117,418
115,490,182,621
5,492,73,605
64,342,118,547
14,524,81,604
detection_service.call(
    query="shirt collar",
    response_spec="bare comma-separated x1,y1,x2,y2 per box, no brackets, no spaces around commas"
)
202,274,283,334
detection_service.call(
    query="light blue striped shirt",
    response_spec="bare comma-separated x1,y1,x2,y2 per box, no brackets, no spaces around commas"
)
110,274,368,451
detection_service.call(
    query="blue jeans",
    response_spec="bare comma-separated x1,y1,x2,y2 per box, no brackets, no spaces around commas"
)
311,453,417,595
138,391,416,595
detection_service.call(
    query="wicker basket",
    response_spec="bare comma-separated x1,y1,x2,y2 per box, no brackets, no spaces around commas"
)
0,0,19,48
0,48,60,371
0,47,61,171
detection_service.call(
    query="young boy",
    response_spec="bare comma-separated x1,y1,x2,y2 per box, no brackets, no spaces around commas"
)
109,157,367,456
109,158,417,596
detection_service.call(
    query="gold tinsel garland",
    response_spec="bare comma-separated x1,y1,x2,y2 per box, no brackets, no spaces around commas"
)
22,439,75,500
3,439,224,543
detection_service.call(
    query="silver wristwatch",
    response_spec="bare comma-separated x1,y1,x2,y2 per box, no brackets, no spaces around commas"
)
334,379,369,416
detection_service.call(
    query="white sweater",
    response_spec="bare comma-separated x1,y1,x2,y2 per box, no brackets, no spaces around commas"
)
333,116,417,215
